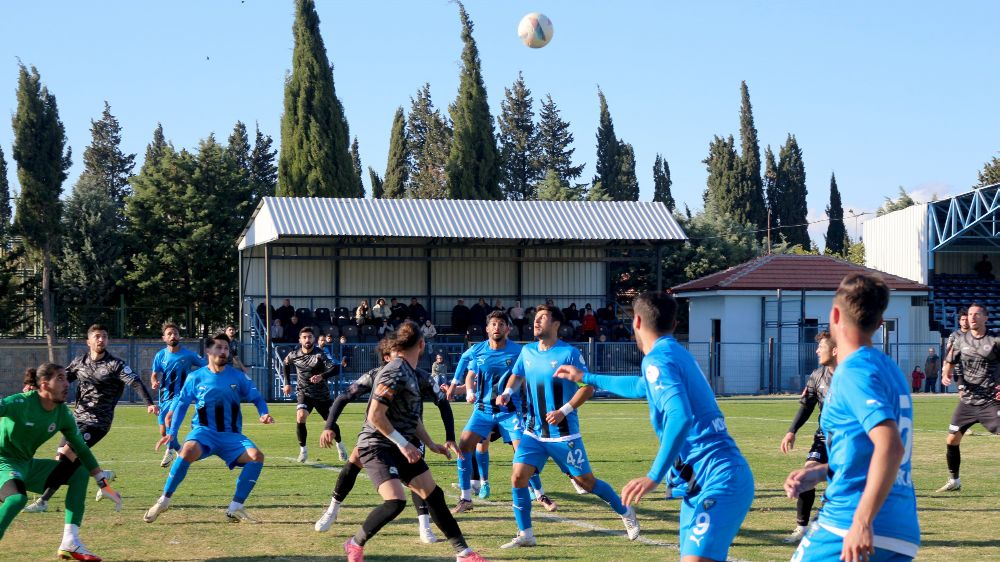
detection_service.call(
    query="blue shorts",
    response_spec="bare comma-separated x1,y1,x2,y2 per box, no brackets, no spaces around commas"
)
157,397,176,426
185,426,258,470
512,432,591,477
463,408,523,444
791,523,915,562
678,461,754,560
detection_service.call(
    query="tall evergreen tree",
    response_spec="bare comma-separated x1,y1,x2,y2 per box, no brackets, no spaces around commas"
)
226,121,252,175
82,102,135,212
537,169,583,201
652,154,675,212
279,0,358,196
225,121,258,226
497,72,540,200
593,88,621,199
0,146,24,335
350,136,364,197
58,174,124,311
764,145,780,230
446,2,500,199
142,123,168,173
0,146,10,239
738,81,766,230
407,85,451,198
11,64,71,359
368,167,384,199
979,155,1000,186
776,134,810,249
536,94,584,191
587,180,612,201
249,124,277,204
383,107,409,199
824,172,848,255
703,136,741,216
615,141,639,201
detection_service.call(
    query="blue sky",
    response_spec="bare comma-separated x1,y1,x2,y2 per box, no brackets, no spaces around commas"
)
2,1,998,247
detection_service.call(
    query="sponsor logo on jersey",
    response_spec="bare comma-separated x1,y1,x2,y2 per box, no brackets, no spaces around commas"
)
388,466,398,476
550,361,558,369
375,384,396,400
48,422,57,433
83,432,91,441
230,384,238,391
645,365,660,383
506,359,513,366
24,421,34,427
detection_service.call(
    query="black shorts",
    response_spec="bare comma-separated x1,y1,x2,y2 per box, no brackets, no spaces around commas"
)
59,425,109,449
297,394,333,420
948,400,1000,434
358,441,429,488
806,430,828,464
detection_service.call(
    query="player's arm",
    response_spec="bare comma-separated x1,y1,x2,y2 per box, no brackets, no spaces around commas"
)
571,370,645,399
545,383,594,426
415,418,451,459
464,368,477,403
942,343,959,386
841,421,905,562
163,381,195,445
59,411,122,510
368,398,421,463
496,356,525,406
240,375,273,423
119,362,158,412
447,349,473,400
282,356,293,396
783,387,817,453
150,353,162,390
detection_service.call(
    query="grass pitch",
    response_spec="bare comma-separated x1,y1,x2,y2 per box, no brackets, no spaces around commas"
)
4,395,997,561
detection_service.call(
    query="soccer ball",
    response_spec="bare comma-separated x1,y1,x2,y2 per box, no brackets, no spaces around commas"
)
518,12,553,49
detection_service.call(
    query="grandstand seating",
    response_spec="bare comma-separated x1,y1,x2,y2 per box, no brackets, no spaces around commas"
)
930,273,1000,332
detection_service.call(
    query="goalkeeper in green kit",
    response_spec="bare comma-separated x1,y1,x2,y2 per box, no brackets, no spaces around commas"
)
0,363,121,561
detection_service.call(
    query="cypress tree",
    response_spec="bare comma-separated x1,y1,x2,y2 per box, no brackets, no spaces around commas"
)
537,94,584,191
408,85,451,199
652,153,675,211
0,146,23,335
369,167,384,199
0,146,10,239
249,123,277,203
82,102,135,212
824,172,848,255
446,2,500,199
58,174,124,311
11,64,71,358
738,81,766,230
279,0,358,197
764,145,780,229
497,72,540,200
777,134,810,249
225,121,257,225
383,106,409,199
142,123,168,174
593,88,621,199
350,136,364,197
616,141,639,201
703,135,740,216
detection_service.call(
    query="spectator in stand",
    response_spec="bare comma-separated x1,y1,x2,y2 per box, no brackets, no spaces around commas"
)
421,319,438,341
388,297,408,326
378,318,395,339
408,297,429,325
469,297,489,328
974,254,994,279
316,333,327,352
451,299,471,335
225,325,249,374
524,306,537,330
276,298,296,325
581,309,598,339
492,299,505,313
596,303,615,327
611,321,630,342
911,365,925,393
924,346,941,393
270,318,284,342
355,299,372,326
431,354,450,389
286,315,302,343
371,298,390,324
256,302,275,324
338,335,352,370
562,302,581,328
509,300,525,332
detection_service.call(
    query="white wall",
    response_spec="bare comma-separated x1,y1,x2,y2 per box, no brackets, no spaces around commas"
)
864,204,929,284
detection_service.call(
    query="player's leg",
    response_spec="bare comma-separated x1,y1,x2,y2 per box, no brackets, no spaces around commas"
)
786,434,826,543
26,427,108,512
144,436,206,523
408,468,485,560
296,397,313,462
553,438,639,540
452,409,491,512
316,399,347,461
222,436,265,523
18,458,100,560
677,463,754,561
316,446,364,531
411,489,439,543
0,460,29,540
345,445,409,559
502,434,549,548
158,399,180,467
938,403,974,491
475,435,491,499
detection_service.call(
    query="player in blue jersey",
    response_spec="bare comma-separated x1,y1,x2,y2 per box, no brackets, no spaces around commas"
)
785,273,919,562
497,304,639,549
143,332,274,524
556,292,754,562
150,322,207,468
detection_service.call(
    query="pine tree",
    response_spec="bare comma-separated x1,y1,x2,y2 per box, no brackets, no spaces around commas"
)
738,81,766,230
497,72,540,200
350,136,364,197
0,146,24,335
587,180,612,201
142,123,168,174
383,107,409,199
58,174,124,312
536,94,584,192
616,141,639,201
226,121,252,175
978,155,1000,186
279,0,358,197
446,2,500,199
408,85,451,199
11,64,71,359
652,153,675,211
537,169,583,201
703,136,740,216
82,102,135,212
824,172,848,255
225,121,258,226
369,167,384,199
776,134,810,250
764,145,780,230
593,88,621,199
0,146,10,239
249,123,277,204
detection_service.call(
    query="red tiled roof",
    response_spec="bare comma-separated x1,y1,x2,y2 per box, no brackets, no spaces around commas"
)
671,254,927,293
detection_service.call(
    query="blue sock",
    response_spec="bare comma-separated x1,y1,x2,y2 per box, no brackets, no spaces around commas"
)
476,450,490,481
529,473,543,492
457,454,472,490
511,487,532,531
164,458,191,498
233,462,263,504
591,478,627,515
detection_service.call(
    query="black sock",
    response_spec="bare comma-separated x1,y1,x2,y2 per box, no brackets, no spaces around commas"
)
424,486,468,553
333,462,362,502
39,455,81,502
412,490,429,516
471,455,480,481
946,444,961,479
796,488,816,526
296,422,307,447
354,499,406,546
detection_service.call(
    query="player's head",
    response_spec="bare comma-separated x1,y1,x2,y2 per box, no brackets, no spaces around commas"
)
377,338,392,364
204,332,231,366
967,303,988,332
830,273,889,338
631,292,678,348
957,307,969,331
87,324,108,353
815,330,837,367
161,322,180,347
225,324,237,339
35,363,68,403
533,304,563,340
486,311,510,342
316,333,327,347
389,320,425,358
22,367,39,392
298,326,315,350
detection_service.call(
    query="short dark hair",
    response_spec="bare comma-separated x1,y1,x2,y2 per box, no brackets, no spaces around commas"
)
486,310,509,325
23,368,38,389
834,273,890,333
389,320,423,352
968,302,990,317
534,304,563,325
87,324,108,337
299,326,315,336
205,332,231,349
958,307,968,317
815,330,832,343
162,322,180,334
632,292,677,333
34,363,64,384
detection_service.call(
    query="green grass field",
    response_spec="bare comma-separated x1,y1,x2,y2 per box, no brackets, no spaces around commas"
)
5,396,998,561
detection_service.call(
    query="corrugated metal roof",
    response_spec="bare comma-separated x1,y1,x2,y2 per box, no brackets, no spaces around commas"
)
239,197,686,249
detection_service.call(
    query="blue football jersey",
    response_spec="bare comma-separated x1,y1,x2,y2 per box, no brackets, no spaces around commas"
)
168,365,268,436
511,340,587,440
471,340,522,414
452,341,489,384
152,347,207,403
819,346,920,552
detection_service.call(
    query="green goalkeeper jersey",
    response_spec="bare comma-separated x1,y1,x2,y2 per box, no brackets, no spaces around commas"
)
0,391,98,471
